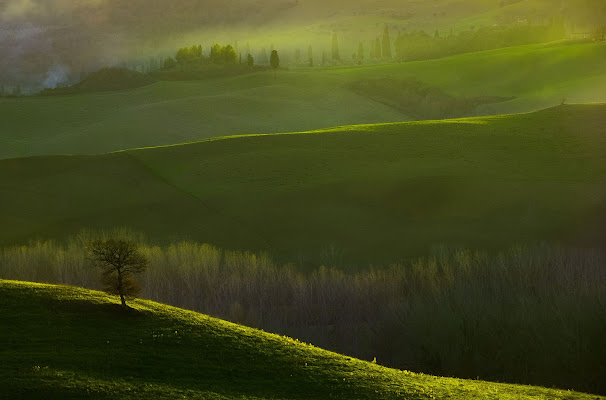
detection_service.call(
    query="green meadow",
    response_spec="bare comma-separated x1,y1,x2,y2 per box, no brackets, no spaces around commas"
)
1,41,605,160
2,18,606,397
1,279,602,400
2,104,605,266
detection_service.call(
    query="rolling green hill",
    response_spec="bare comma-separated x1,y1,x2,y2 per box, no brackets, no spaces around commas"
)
8,0,601,91
1,41,605,160
2,104,605,266
0,279,602,399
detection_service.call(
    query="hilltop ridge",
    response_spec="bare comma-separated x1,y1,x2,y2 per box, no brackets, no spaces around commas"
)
1,279,602,399
1,104,605,265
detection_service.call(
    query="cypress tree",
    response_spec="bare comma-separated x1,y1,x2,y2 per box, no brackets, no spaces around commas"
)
357,41,364,61
270,50,280,78
382,25,392,58
331,32,340,61
308,45,313,66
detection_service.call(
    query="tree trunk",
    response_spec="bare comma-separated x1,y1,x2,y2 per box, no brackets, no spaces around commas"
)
117,271,127,308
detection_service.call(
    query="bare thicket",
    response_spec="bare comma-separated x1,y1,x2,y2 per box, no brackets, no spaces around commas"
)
1,236,604,394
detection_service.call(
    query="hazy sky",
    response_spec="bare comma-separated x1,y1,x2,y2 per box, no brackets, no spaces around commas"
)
0,0,603,91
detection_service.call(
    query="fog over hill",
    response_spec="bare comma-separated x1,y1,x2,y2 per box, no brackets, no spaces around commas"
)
1,0,604,91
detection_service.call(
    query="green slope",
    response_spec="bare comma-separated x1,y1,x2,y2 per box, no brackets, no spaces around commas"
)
0,279,602,400
1,104,605,266
337,41,606,114
0,73,408,160
1,42,605,160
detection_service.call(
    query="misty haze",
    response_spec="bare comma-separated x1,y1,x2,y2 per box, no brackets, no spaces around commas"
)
1,1,606,399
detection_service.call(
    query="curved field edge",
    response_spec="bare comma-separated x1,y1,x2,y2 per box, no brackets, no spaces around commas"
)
1,104,606,266
0,279,601,400
1,41,605,160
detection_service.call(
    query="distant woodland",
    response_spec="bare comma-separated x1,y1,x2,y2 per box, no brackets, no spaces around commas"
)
1,0,605,92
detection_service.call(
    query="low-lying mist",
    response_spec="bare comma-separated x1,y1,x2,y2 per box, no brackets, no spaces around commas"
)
2,0,604,92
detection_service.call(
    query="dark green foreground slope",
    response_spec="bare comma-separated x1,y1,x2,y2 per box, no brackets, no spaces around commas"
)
0,280,601,400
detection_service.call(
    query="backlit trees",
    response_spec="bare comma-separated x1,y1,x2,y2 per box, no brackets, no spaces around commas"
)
87,239,148,308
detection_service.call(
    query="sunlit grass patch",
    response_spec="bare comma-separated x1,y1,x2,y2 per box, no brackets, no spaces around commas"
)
1,42,605,160
1,279,603,400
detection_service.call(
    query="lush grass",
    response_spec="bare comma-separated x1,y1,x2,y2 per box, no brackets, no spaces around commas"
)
335,41,606,114
1,104,605,266
1,42,605,159
0,72,407,159
2,241,605,394
0,279,602,400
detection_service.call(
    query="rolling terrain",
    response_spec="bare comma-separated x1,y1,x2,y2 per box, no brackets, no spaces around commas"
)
1,41,605,160
5,0,603,89
1,279,603,400
2,104,605,266
3,2,606,398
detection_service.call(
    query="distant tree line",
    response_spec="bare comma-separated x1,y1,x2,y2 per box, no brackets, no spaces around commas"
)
23,17,601,94
314,20,568,67
395,21,564,61
0,84,23,97
163,43,239,70
377,21,567,63
134,20,601,74
593,25,606,41
1,236,605,395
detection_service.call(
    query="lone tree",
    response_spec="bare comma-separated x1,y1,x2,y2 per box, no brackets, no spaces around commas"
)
87,239,149,308
270,50,280,77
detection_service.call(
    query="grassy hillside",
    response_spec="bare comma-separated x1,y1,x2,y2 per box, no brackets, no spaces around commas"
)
0,72,408,160
7,0,595,90
1,104,605,266
1,41,605,160
3,243,605,394
0,279,602,399
337,41,606,115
